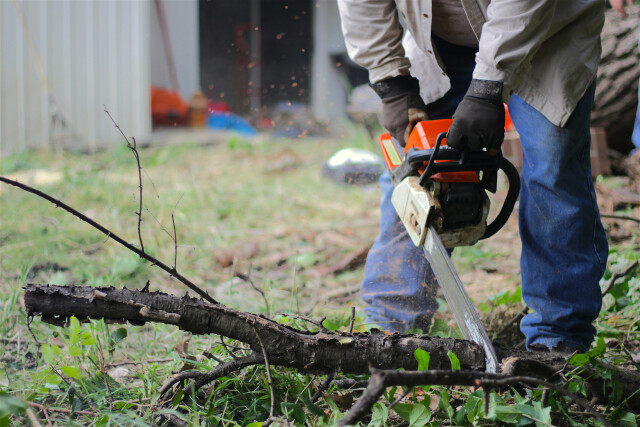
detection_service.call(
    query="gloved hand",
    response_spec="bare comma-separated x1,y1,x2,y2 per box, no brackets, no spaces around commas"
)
447,79,505,155
370,76,428,145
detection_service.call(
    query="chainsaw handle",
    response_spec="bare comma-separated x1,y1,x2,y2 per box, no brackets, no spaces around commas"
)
481,154,520,240
416,131,520,240
420,131,445,182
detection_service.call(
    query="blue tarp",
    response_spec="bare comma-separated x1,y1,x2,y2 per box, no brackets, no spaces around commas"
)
207,112,258,137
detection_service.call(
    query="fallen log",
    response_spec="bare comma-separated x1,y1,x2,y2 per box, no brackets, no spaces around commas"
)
23,284,640,417
24,284,486,374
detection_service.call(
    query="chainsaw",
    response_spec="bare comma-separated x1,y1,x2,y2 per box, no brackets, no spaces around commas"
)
378,118,520,373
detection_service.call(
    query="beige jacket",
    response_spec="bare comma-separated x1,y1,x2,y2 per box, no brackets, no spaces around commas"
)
337,0,605,127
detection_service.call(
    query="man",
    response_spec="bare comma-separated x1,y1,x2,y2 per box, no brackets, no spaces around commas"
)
337,0,609,353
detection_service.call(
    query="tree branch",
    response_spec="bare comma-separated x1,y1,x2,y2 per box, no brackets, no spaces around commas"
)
601,260,639,296
24,284,486,375
104,107,145,254
600,213,640,224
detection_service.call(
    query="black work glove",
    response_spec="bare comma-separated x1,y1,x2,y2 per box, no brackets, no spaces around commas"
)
370,76,429,145
447,79,505,155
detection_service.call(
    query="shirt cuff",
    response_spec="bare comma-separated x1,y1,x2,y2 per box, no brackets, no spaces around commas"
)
472,61,514,104
369,57,412,83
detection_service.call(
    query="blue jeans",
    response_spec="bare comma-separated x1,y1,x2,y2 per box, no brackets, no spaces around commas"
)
633,26,640,150
362,37,608,351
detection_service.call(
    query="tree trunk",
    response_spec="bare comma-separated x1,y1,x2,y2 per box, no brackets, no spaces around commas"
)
592,6,640,154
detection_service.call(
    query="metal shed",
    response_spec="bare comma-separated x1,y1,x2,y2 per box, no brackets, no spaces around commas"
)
0,0,153,157
0,0,349,159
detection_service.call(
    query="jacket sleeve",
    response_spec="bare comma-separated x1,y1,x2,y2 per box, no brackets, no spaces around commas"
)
473,0,559,99
337,0,411,83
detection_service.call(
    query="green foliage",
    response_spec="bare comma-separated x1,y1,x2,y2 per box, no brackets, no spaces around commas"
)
3,134,640,426
479,285,522,312
414,349,430,371
598,252,640,339
568,336,606,367
447,351,461,371
0,393,25,426
227,135,254,151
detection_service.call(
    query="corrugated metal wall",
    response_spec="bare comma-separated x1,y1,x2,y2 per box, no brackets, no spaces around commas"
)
150,0,199,102
0,0,151,158
311,0,347,122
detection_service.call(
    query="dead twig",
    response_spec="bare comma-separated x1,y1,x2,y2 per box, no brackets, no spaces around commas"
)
28,401,98,418
26,315,41,365
94,335,113,410
255,330,276,426
602,260,639,296
145,208,176,242
26,403,52,426
348,307,356,334
25,407,44,427
235,269,271,316
183,352,264,396
339,369,611,427
493,306,529,340
332,378,370,390
311,374,336,403
387,387,412,411
219,337,240,360
104,107,145,254
282,313,330,333
105,358,174,368
0,176,216,304
159,370,205,396
172,212,178,270
600,213,640,224
170,194,183,270
202,349,225,364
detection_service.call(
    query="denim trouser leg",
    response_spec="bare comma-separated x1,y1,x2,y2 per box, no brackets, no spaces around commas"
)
632,85,640,149
510,82,609,351
361,172,438,333
633,27,640,150
361,36,476,333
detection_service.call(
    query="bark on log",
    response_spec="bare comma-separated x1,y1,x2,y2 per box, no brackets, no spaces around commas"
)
24,284,640,410
24,284,486,374
592,6,640,153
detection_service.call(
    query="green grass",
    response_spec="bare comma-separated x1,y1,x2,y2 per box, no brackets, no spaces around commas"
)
0,130,379,313
1,127,640,425
0,128,383,424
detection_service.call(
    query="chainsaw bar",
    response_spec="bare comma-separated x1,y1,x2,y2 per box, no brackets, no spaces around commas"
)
379,123,518,374
422,225,499,373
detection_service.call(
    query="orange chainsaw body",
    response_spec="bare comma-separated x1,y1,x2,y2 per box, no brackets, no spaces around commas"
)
379,119,479,183
378,109,514,184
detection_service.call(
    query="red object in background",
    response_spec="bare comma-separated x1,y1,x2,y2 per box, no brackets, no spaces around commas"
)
151,86,189,126
207,100,231,113
255,115,274,129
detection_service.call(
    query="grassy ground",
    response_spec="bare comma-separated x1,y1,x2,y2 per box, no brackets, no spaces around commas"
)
1,126,639,425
